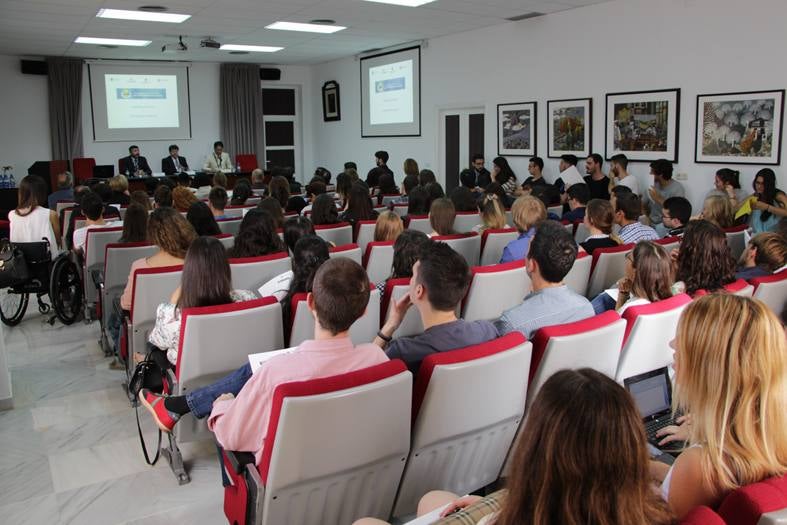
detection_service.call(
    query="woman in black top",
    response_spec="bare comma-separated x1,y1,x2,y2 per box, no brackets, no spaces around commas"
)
339,182,378,226
579,199,620,255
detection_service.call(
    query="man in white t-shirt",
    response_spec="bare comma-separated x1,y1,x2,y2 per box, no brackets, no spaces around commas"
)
72,192,119,253
609,153,640,195
557,155,586,206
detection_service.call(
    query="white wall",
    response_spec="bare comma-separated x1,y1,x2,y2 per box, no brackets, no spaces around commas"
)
0,55,51,178
310,0,787,210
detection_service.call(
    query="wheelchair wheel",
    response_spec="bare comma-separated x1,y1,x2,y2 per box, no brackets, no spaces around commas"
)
49,256,83,325
0,288,29,326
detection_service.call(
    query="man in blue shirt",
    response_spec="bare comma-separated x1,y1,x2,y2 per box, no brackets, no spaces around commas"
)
614,192,659,243
495,221,595,339
562,183,589,223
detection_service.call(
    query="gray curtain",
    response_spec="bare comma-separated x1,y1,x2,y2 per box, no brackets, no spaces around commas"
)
220,63,264,160
47,58,83,162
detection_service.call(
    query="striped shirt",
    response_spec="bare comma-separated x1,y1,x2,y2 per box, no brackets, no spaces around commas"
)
618,221,659,244
433,490,506,525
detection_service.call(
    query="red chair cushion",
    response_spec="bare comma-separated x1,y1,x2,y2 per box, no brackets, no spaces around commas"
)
680,506,725,525
621,293,692,345
718,475,787,525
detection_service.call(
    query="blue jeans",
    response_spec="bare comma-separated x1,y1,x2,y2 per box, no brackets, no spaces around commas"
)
591,292,617,315
185,363,253,419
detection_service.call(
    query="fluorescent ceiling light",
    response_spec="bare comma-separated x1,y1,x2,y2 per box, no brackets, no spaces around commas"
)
75,36,151,46
266,21,346,34
363,0,437,6
97,8,191,23
220,44,283,52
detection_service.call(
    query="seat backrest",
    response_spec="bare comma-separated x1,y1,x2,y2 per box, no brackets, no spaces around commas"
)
392,204,409,217
222,206,249,218
235,153,258,172
587,243,635,297
363,241,395,284
573,221,590,243
680,506,726,525
214,233,234,250
528,310,625,408
655,235,681,254
84,226,123,272
547,204,563,217
564,251,592,297
434,232,481,267
217,218,242,235
615,294,692,382
229,252,291,291
380,194,401,206
392,333,531,517
354,220,377,253
480,228,518,266
725,225,748,261
130,265,183,325
329,243,362,265
257,361,412,525
751,272,787,317
694,278,755,298
314,222,353,246
453,212,481,233
103,242,158,296
462,261,530,322
289,286,381,346
406,214,431,234
55,201,76,215
72,157,96,183
381,278,423,338
717,475,787,525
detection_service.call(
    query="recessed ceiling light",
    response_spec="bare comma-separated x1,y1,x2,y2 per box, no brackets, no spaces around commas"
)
220,44,283,52
266,21,346,34
96,8,190,23
309,19,336,25
75,36,152,46
363,0,437,6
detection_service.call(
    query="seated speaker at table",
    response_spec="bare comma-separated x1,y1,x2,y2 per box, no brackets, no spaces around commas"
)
203,140,233,174
162,144,189,175
119,145,152,176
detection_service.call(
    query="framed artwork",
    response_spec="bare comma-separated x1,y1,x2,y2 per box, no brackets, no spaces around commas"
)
605,88,680,162
695,89,784,165
547,98,592,158
322,81,341,122
497,101,537,156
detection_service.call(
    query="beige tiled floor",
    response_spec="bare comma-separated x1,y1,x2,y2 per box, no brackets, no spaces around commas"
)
0,311,225,524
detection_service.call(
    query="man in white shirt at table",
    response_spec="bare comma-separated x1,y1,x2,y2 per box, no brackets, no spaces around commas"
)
203,140,233,174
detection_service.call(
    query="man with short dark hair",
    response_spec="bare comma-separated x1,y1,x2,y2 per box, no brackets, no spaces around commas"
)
644,158,684,236
470,154,491,189
120,145,152,176
139,257,388,462
162,144,189,175
203,140,233,174
614,192,659,243
208,186,228,219
72,191,119,252
522,156,548,192
368,151,393,186
375,242,498,373
562,183,590,222
608,153,639,195
495,221,594,339
662,196,692,237
48,171,74,209
583,153,610,201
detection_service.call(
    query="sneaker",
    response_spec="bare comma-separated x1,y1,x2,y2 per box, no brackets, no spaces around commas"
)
139,389,180,433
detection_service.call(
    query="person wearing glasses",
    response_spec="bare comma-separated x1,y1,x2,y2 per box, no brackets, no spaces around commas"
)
203,141,233,174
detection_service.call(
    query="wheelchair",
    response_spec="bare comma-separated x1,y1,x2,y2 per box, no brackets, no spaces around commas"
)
0,240,83,327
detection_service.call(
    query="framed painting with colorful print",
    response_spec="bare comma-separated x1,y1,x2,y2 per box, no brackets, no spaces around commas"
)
322,80,341,122
547,98,592,158
695,89,784,165
497,101,537,156
605,89,680,162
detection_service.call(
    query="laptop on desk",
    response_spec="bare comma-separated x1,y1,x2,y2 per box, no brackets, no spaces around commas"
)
624,367,685,453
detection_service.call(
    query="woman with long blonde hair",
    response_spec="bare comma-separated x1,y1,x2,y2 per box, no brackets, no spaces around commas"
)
473,194,509,233
655,294,787,519
699,194,734,229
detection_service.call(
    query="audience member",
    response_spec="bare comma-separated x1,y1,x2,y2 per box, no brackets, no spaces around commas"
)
310,193,340,226
340,182,378,226
699,194,734,229
392,174,419,206
119,202,148,243
609,184,632,211
735,232,787,280
10,175,60,255
707,168,747,207
468,153,491,189
48,171,74,209
662,196,692,237
90,182,113,204
366,167,387,189
314,166,332,185
491,156,518,198
449,186,478,212
521,156,548,193
406,186,430,217
335,172,353,209
172,186,198,213
186,202,221,237
652,295,787,519
228,209,286,259
250,168,266,190
230,179,252,206
615,192,659,243
500,195,546,263
374,150,394,177
645,159,684,235
579,199,621,254
147,236,256,369
557,154,586,192
208,187,228,219
562,183,590,222
425,182,445,208
282,216,315,253
301,179,327,215
473,194,509,233
130,190,151,212
428,198,456,237
373,211,403,243
583,153,610,200
377,172,399,198
674,220,736,295
418,169,437,187
108,175,131,205
257,196,284,229
376,229,430,293
72,191,120,252
374,242,498,374
153,185,173,208
749,168,787,233
608,153,639,195
268,176,290,210
530,184,561,213
495,221,594,338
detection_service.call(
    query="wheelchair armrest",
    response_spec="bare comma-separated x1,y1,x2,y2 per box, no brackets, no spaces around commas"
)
224,449,257,475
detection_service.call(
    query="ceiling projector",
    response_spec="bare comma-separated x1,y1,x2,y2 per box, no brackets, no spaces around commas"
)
162,35,188,53
200,37,221,49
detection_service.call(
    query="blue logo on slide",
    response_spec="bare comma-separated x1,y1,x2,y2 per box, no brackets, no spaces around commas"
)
116,88,167,99
375,77,405,93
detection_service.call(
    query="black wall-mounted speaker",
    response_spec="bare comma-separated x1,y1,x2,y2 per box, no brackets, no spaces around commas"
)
21,59,48,75
259,68,281,81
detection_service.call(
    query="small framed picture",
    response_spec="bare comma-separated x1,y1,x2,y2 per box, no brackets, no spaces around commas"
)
547,98,592,158
605,88,680,162
322,81,341,122
498,101,537,156
695,89,784,165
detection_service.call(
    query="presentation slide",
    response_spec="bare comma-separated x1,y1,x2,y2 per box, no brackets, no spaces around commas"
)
88,62,192,141
361,46,421,137
105,74,179,129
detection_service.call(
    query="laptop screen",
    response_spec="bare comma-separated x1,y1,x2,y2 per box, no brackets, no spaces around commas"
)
626,369,671,419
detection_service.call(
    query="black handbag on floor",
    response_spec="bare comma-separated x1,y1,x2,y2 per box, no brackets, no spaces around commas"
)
0,240,29,288
129,353,168,465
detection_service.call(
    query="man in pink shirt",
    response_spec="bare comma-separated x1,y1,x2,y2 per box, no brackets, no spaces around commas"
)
139,257,388,463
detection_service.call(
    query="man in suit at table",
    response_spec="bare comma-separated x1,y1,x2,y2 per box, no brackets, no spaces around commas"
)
161,144,189,175
119,145,152,177
203,140,233,174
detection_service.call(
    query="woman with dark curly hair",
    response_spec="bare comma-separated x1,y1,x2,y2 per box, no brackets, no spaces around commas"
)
675,219,736,295
228,209,286,259
310,193,340,226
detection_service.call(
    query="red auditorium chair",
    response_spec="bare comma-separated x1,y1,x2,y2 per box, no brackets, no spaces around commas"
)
655,235,681,254
314,222,352,246
289,285,380,346
72,157,96,184
461,260,530,322
680,506,725,525
433,232,481,267
363,241,394,284
214,233,235,250
751,271,787,317
229,252,291,291
587,243,635,298
354,220,376,253
564,251,592,297
49,159,69,191
693,278,754,298
329,243,362,265
404,214,430,234
724,224,748,260
391,332,532,517
381,278,422,338
164,298,284,484
235,154,259,173
217,217,243,236
479,228,518,266
716,474,787,525
615,294,692,382
222,360,412,525
452,211,481,233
